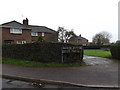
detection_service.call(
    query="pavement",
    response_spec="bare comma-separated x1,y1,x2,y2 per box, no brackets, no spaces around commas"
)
2,56,120,89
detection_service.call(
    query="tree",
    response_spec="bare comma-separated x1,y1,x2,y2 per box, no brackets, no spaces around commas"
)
37,36,45,42
57,27,76,43
92,31,112,45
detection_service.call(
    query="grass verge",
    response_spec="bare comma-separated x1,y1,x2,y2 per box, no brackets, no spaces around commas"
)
2,58,86,67
84,49,111,58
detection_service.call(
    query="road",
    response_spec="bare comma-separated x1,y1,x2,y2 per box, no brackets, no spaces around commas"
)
2,56,120,89
2,78,119,89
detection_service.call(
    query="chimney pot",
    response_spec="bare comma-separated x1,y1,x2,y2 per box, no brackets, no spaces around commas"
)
23,18,29,25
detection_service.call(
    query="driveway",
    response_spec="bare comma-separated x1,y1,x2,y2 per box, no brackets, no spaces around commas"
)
83,55,113,65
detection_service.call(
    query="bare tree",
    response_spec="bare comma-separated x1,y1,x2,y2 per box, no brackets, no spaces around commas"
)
92,31,112,45
57,27,76,43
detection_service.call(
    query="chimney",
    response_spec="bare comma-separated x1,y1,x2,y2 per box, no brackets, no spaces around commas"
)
23,18,29,25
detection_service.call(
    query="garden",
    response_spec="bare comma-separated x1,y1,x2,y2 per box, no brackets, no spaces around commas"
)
84,41,120,60
84,49,111,58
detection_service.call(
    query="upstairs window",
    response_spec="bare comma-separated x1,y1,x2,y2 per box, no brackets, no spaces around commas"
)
31,32,38,36
42,32,45,37
10,28,22,34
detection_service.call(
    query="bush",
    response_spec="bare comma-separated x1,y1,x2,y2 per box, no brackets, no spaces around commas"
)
110,41,120,60
37,36,45,42
2,42,83,63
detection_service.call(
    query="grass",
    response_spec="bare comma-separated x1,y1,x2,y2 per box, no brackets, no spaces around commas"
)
84,49,111,58
2,58,86,67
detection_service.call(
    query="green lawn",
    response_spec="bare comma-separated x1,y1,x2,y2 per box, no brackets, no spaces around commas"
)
84,49,111,58
2,58,86,67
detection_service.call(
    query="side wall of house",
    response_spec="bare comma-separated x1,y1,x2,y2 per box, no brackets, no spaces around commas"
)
69,39,88,46
2,28,31,44
32,32,58,42
77,40,88,46
44,33,58,42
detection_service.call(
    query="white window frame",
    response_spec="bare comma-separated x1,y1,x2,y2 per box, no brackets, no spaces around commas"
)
10,28,22,34
17,41,26,44
22,41,26,44
31,32,38,36
17,41,22,44
42,32,45,37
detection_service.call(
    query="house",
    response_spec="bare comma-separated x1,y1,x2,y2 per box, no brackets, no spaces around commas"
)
68,34,88,46
0,18,58,44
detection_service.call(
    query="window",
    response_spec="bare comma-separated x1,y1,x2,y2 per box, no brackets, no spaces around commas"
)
32,40,36,43
22,41,26,44
17,41,22,44
17,41,26,44
31,32,38,36
42,32,45,37
10,28,22,34
4,40,13,44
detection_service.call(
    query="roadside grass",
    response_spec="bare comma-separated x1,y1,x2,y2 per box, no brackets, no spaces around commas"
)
84,49,111,58
2,58,86,67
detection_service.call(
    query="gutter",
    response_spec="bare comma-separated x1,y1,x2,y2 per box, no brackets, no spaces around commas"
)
2,74,119,89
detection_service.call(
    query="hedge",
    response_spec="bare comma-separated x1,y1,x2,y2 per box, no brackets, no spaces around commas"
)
2,42,83,63
110,42,120,60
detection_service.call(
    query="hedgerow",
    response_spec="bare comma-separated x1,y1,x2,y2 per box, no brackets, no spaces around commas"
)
110,41,120,60
2,42,83,63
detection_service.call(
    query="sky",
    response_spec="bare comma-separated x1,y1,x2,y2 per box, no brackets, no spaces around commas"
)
0,0,119,42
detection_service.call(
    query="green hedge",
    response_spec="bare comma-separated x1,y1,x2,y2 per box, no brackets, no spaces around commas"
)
2,42,83,63
110,42,120,60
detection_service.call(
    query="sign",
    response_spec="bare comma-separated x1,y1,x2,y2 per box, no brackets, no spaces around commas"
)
61,46,83,63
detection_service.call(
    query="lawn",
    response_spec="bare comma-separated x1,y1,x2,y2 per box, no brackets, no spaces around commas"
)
84,49,111,58
2,58,86,67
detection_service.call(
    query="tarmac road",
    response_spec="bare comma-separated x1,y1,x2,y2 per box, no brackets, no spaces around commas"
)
2,56,120,89
2,78,61,88
2,78,35,88
2,78,119,90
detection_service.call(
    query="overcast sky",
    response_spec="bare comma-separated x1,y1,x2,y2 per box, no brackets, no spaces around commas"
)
0,0,119,42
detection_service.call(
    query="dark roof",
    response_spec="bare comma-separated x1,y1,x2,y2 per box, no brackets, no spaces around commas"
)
77,36,88,41
70,35,88,41
0,21,56,33
28,25,56,33
1,21,30,29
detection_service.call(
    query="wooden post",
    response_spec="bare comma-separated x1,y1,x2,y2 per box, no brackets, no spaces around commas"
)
61,47,64,63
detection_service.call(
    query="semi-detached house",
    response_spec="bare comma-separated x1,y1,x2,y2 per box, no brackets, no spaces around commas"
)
0,18,58,44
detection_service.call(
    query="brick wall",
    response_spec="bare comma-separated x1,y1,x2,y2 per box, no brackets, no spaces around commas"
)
69,39,88,46
2,27,31,44
32,32,58,42
77,40,88,45
44,33,58,42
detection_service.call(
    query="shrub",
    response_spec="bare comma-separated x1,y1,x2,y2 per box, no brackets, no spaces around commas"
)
2,42,83,63
37,36,45,42
110,41,120,60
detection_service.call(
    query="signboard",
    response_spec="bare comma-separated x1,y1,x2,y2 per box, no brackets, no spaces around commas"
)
61,46,83,63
